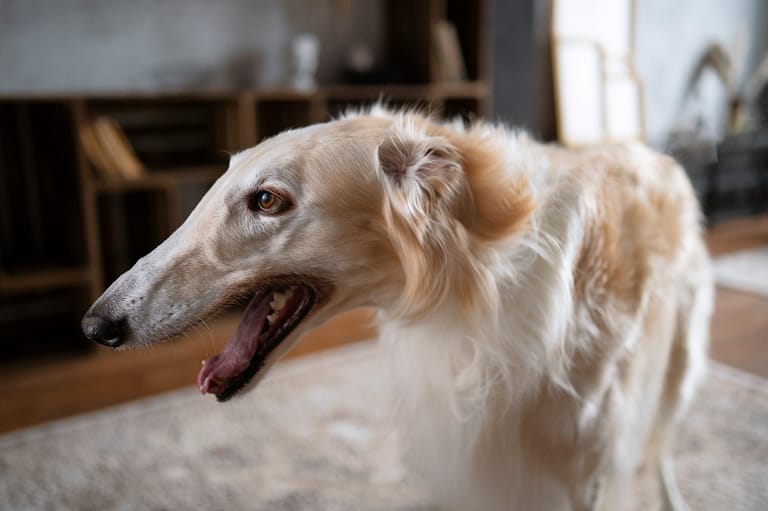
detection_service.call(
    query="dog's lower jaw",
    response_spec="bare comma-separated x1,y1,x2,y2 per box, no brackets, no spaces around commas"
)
197,283,320,401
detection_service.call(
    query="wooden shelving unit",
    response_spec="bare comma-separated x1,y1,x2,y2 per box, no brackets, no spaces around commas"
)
0,0,490,364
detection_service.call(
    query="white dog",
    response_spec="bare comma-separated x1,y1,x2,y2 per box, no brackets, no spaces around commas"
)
83,107,713,510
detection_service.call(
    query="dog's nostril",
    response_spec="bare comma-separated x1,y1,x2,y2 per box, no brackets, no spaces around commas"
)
81,315,127,348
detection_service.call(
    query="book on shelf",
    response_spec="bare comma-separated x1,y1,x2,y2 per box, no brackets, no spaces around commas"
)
431,20,467,83
78,120,120,180
78,116,146,181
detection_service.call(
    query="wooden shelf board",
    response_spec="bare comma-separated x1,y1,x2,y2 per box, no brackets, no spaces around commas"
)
432,81,489,98
255,88,322,102
94,165,224,193
1,83,489,105
0,91,243,103
0,266,90,294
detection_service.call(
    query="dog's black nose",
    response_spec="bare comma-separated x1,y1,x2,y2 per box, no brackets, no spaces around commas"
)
82,315,126,348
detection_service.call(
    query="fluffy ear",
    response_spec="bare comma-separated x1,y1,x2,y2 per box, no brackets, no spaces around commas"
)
376,123,537,319
377,128,476,317
377,130,470,224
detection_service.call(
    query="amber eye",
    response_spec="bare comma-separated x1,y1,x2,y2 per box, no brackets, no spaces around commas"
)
248,190,286,214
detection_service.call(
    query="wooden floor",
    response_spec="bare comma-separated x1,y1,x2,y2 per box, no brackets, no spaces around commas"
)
1,215,767,435
706,214,768,378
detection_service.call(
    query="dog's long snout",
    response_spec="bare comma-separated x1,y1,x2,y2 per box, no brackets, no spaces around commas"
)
82,314,127,348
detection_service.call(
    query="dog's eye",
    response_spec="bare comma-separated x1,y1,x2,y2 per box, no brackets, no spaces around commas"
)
248,190,286,214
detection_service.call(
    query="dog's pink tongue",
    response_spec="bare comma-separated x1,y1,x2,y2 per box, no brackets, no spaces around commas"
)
197,293,271,395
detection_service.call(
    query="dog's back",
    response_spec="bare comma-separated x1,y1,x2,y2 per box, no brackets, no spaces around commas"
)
546,142,713,509
383,134,712,511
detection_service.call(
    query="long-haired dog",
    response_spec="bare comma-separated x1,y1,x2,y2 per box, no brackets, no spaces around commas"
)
83,107,713,510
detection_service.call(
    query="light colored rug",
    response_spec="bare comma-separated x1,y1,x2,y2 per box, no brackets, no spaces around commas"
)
714,246,768,297
1,341,767,511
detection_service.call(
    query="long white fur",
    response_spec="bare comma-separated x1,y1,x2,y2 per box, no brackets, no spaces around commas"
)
381,156,591,509
372,111,711,510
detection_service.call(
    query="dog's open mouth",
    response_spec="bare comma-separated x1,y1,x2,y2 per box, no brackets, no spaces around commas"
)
197,283,316,402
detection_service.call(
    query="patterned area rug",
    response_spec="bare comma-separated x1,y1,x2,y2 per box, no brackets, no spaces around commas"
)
714,246,768,297
1,341,767,510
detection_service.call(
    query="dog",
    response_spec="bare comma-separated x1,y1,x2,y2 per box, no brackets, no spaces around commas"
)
83,106,713,511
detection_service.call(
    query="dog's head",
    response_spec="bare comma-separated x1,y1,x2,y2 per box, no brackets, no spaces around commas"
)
82,109,535,400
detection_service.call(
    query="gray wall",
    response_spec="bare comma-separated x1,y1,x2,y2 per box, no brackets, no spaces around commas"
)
636,0,768,147
493,0,768,147
0,0,384,92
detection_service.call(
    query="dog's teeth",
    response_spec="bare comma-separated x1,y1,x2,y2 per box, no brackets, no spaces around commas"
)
266,312,279,325
270,289,292,311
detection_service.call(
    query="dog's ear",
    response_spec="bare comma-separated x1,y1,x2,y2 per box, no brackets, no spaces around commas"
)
377,128,534,243
377,127,475,317
377,130,470,222
378,131,454,182
376,123,536,319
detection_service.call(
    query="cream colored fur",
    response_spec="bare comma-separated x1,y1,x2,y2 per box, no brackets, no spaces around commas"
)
87,107,713,511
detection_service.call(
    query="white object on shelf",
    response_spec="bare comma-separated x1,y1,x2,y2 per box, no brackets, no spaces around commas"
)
291,33,320,92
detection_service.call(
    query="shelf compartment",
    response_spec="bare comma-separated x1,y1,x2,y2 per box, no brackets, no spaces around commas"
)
97,190,171,283
443,97,482,123
385,0,434,83
446,0,486,82
83,99,238,169
93,166,224,193
0,287,91,363
256,99,315,141
0,101,87,272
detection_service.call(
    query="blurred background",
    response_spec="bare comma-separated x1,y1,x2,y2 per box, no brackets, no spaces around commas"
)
1,0,767,435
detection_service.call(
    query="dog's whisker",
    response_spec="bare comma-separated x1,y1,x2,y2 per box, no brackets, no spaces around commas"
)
200,319,216,354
